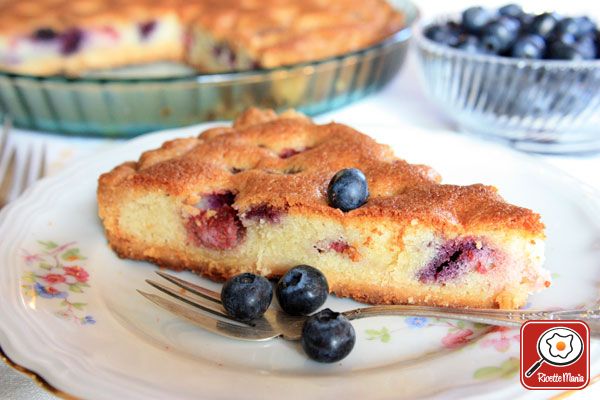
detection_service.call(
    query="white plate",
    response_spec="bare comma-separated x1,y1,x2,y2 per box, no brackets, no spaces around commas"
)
1,123,599,400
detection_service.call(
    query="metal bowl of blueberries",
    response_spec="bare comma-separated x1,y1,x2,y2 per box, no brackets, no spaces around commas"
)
415,3,600,154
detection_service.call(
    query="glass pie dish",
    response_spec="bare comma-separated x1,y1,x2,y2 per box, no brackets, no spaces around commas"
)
415,14,600,155
0,0,418,137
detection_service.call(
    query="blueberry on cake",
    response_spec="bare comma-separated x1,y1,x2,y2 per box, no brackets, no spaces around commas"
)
97,108,550,309
0,0,404,76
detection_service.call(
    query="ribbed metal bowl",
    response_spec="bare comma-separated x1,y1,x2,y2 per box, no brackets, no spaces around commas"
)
0,0,418,137
415,15,600,154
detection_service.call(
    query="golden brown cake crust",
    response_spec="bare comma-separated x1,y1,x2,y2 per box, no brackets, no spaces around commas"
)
0,1,178,35
99,108,544,237
190,0,404,67
0,0,403,73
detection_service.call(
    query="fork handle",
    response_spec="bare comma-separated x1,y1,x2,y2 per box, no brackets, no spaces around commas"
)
341,306,600,339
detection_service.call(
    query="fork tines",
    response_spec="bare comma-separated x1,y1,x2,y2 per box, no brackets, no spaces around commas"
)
139,271,279,341
0,117,47,208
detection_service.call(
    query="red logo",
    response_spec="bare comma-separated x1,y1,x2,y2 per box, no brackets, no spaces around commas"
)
520,320,589,390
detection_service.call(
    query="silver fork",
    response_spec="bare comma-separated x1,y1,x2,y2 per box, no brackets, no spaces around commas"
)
139,271,600,340
0,117,46,209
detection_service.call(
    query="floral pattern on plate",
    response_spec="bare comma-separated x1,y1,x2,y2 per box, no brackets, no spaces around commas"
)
366,319,523,379
21,241,95,325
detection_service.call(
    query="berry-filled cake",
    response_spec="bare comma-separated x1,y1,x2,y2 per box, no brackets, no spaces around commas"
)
98,108,550,309
0,0,403,76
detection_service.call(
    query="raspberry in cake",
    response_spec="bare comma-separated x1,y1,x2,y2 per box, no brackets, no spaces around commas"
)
0,0,404,76
97,108,549,309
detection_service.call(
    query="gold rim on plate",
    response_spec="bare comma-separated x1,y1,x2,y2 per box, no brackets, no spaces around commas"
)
0,344,77,400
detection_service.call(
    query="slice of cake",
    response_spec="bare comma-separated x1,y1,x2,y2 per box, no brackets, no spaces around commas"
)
0,0,404,76
0,1,184,76
185,0,404,72
97,108,549,309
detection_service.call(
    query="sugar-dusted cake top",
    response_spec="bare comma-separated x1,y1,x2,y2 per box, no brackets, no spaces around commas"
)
0,0,177,35
187,0,404,67
0,0,403,64
100,108,544,235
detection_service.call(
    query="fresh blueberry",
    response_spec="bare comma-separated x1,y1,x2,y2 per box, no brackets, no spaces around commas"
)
424,25,461,46
576,36,597,59
462,6,494,34
481,19,519,53
221,273,273,322
454,35,481,53
424,25,446,42
547,29,596,60
480,34,503,54
529,13,558,38
499,15,522,32
549,31,577,46
574,16,597,37
555,17,580,36
327,168,369,212
547,41,585,60
32,27,57,41
498,4,523,19
511,34,546,58
519,13,535,27
276,265,328,316
301,308,356,363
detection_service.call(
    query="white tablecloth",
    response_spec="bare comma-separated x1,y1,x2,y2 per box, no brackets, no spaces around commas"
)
2,0,600,398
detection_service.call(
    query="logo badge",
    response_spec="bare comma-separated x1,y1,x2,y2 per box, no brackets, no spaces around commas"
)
521,320,589,390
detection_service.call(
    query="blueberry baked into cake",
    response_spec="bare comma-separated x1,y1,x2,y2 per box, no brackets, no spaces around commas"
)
0,0,403,76
98,108,550,309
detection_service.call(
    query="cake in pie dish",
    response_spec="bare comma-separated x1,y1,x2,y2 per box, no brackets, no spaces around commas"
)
0,0,404,76
97,108,550,309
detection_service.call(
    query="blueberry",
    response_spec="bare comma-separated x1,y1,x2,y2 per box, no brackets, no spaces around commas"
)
327,168,369,212
499,15,522,32
576,36,597,59
60,29,83,55
549,31,577,46
301,309,355,363
555,18,580,36
547,41,585,60
519,13,535,27
511,34,545,58
573,16,596,37
276,265,328,316
547,28,596,59
424,25,445,42
554,16,598,38
454,35,482,53
462,7,493,34
529,13,558,38
221,273,273,322
481,19,519,52
424,24,461,46
32,27,57,41
499,4,523,19
139,20,156,39
480,34,503,54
